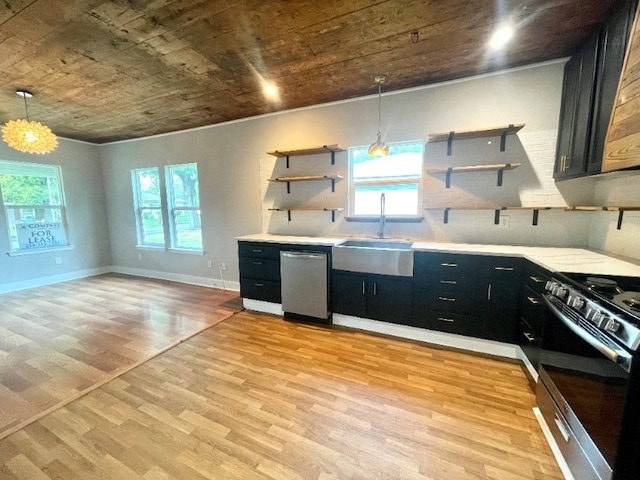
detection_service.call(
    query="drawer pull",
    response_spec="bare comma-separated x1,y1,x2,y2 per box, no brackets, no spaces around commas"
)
523,332,536,343
527,296,540,305
254,283,264,287
438,296,456,302
529,275,545,283
494,266,514,271
437,317,455,323
554,414,571,443
362,281,365,295
440,280,457,285
441,263,457,267
252,261,263,265
251,249,263,253
373,282,377,295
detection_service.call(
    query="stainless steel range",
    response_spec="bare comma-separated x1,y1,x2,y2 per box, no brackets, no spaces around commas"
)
538,273,640,480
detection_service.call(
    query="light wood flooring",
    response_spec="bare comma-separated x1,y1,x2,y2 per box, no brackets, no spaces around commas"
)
0,274,242,440
1,298,563,479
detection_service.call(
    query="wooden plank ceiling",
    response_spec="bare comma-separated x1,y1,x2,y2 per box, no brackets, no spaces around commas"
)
0,0,619,143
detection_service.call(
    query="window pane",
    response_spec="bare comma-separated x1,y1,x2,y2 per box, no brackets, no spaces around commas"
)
0,160,69,252
173,209,202,250
352,141,423,181
135,168,161,208
354,184,419,216
6,207,66,250
0,162,63,206
168,164,199,207
141,208,164,246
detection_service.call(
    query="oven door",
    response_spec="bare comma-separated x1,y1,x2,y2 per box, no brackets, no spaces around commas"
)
539,295,632,480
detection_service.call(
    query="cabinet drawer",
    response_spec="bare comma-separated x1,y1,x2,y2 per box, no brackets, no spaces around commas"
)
521,285,546,334
486,257,523,277
414,274,478,293
412,311,483,338
414,252,483,277
239,256,280,280
524,267,550,294
240,277,281,303
414,287,477,314
238,242,281,259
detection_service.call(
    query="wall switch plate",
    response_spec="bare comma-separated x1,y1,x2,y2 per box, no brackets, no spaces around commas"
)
55,257,62,265
221,262,227,271
499,215,510,228
207,260,212,268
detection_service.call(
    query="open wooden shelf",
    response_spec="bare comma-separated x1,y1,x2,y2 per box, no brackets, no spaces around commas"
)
268,207,344,222
428,123,525,156
428,124,525,143
268,175,343,193
423,205,640,227
266,145,345,167
426,163,521,187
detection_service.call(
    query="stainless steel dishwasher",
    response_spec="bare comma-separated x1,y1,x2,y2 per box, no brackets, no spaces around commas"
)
280,250,330,323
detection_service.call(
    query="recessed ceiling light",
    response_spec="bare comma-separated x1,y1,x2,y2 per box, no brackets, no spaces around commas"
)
489,24,514,50
263,82,278,99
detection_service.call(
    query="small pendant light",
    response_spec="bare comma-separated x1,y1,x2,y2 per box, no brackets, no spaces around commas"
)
2,90,58,155
367,75,389,156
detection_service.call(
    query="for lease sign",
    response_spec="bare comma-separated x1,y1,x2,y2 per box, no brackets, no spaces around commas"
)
15,222,67,250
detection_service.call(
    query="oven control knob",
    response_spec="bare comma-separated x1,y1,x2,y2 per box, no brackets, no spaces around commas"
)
586,308,601,322
604,318,620,333
545,281,555,292
553,285,567,299
567,295,584,309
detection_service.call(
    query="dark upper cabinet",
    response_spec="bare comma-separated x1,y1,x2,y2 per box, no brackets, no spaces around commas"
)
554,0,636,180
554,34,599,179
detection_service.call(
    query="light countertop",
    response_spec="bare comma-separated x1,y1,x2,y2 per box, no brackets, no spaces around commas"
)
236,234,640,277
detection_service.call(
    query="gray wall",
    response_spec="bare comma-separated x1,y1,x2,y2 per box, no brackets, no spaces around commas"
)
0,138,110,292
3,59,638,294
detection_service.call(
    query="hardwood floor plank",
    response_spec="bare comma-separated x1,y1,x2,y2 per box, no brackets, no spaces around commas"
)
2,288,563,479
0,274,241,439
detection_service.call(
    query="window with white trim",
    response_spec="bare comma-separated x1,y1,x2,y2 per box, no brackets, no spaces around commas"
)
132,163,202,251
349,140,424,217
0,160,69,253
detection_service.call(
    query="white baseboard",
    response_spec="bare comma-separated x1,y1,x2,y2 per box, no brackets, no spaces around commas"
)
333,314,519,359
1,266,240,295
111,266,240,291
242,298,284,316
0,266,112,294
533,407,575,480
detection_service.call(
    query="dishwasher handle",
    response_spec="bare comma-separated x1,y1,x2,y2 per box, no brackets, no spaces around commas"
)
281,251,326,261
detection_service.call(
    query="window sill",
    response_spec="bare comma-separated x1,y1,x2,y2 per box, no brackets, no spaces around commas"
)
345,216,424,223
167,248,204,255
136,245,166,251
7,245,74,256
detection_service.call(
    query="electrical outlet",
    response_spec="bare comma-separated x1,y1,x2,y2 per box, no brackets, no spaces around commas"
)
54,257,62,265
207,260,212,268
138,253,142,260
222,262,227,271
498,215,510,228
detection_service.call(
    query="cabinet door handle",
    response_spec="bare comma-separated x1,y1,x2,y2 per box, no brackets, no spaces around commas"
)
527,296,540,305
554,414,571,443
565,155,570,171
487,283,492,300
440,280,457,285
362,281,365,295
437,317,455,323
251,249,263,253
254,283,264,287
373,282,377,295
441,263,458,267
438,296,456,302
529,275,545,283
252,261,263,265
523,332,536,343
494,266,514,271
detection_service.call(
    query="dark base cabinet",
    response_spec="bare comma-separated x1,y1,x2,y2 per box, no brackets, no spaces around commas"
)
332,270,413,325
238,241,331,305
413,252,523,343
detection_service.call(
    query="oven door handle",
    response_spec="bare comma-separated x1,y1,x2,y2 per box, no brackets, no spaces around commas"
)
543,295,632,370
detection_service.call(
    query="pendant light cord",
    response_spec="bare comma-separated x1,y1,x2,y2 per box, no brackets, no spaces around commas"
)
22,93,30,122
377,82,382,136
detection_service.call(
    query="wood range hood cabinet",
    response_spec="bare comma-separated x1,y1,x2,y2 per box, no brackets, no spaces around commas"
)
604,0,640,172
